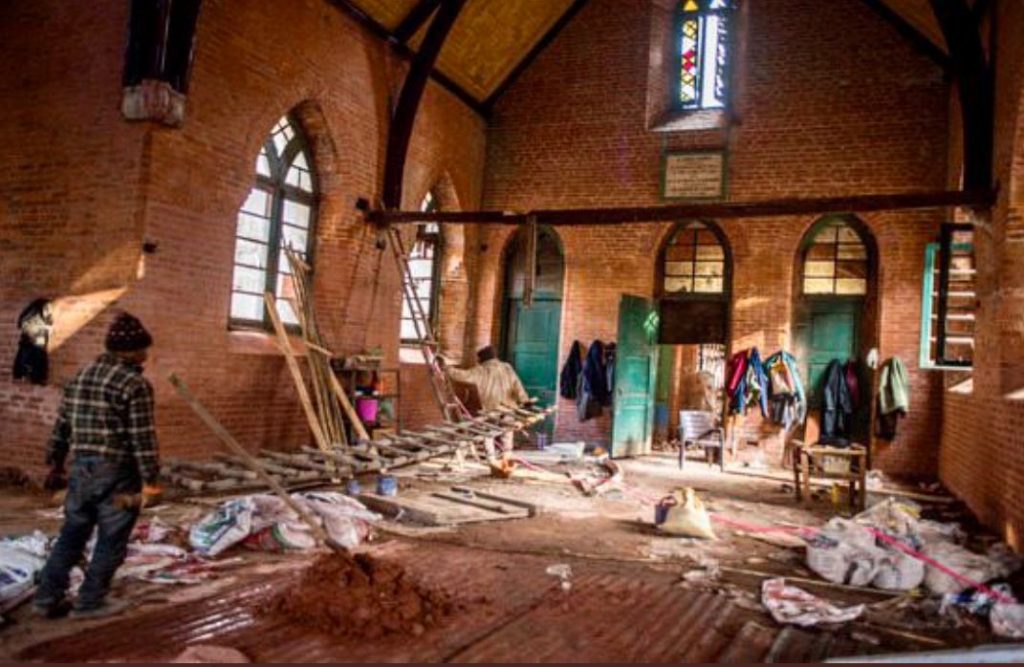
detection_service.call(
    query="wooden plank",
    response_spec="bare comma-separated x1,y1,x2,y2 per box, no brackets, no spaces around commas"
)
450,486,540,517
358,491,530,525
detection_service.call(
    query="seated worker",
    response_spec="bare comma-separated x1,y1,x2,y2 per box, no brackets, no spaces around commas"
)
438,345,529,459
33,313,161,619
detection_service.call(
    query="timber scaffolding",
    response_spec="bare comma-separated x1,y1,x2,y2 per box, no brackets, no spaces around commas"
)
163,246,555,495
160,402,555,495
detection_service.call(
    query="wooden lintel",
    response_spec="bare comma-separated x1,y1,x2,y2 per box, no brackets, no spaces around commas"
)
364,189,994,226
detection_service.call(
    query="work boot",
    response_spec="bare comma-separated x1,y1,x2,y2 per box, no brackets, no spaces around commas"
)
69,598,129,620
31,599,72,619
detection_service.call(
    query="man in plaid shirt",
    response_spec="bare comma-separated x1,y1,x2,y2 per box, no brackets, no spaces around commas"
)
34,312,160,619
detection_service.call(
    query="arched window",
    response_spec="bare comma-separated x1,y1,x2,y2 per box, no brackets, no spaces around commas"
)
800,218,869,296
662,221,727,295
401,191,442,343
230,114,317,328
675,0,737,110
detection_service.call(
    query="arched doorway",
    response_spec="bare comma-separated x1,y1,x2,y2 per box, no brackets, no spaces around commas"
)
500,227,565,423
793,215,878,445
654,220,732,447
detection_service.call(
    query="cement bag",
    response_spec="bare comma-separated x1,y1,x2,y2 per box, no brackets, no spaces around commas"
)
805,534,883,587
190,497,257,557
658,488,716,540
300,492,380,550
0,530,50,607
923,541,1000,595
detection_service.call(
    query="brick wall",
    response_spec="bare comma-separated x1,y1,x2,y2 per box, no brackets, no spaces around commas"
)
939,0,1024,548
475,0,950,475
0,0,485,474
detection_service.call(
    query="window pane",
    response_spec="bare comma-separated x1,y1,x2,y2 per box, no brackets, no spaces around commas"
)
401,319,419,341
680,18,700,106
665,277,693,293
836,279,867,295
285,162,313,193
230,293,264,321
836,226,862,244
236,212,270,242
813,226,839,244
234,239,268,269
804,278,834,294
806,244,834,261
664,260,692,276
277,298,299,326
232,266,267,294
255,148,271,178
242,189,270,217
666,245,695,262
694,261,724,277
838,244,867,260
409,257,435,279
804,260,835,277
695,277,724,293
276,272,299,302
695,245,724,260
837,261,867,280
282,200,311,229
281,225,308,253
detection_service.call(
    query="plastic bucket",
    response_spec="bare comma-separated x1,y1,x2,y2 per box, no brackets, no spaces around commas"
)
376,475,397,497
355,397,379,424
345,479,361,496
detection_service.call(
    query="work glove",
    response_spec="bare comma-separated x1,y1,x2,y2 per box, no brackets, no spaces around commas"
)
141,483,163,508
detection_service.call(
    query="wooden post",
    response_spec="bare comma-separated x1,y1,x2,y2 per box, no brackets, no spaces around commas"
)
523,214,538,308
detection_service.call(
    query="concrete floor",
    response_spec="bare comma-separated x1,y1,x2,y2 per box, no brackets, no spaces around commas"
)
0,454,1002,662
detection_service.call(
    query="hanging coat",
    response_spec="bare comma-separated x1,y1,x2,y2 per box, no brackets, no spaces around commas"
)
576,341,609,421
820,359,853,446
727,350,749,415
559,340,584,400
844,361,861,411
876,357,910,440
765,350,807,431
12,298,52,385
745,347,769,417
603,342,617,406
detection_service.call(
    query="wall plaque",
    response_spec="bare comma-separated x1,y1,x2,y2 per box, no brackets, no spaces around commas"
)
662,150,726,200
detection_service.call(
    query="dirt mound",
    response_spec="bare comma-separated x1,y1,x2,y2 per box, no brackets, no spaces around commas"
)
266,552,460,639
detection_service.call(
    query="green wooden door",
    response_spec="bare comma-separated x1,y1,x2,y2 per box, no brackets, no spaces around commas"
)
505,297,562,431
797,300,860,408
611,295,659,458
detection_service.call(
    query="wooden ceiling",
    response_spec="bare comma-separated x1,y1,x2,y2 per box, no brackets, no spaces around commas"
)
342,0,962,108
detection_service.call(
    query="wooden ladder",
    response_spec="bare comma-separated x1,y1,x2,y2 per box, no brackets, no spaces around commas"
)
385,225,469,423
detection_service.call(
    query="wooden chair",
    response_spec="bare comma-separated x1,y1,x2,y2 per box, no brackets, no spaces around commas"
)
678,410,725,471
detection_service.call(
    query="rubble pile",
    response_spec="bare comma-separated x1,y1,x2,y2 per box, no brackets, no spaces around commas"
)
267,552,460,639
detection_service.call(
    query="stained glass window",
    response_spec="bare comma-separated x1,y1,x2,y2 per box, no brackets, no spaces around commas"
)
230,114,317,329
401,192,443,344
801,219,869,296
663,221,727,294
676,0,737,110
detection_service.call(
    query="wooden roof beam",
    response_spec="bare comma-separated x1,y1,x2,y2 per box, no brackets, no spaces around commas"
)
325,0,485,117
859,0,952,71
362,188,995,226
394,0,442,43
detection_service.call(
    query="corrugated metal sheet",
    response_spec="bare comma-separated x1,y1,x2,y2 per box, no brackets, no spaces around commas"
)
16,543,845,663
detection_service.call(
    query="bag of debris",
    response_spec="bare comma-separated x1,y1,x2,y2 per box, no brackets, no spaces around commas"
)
300,492,379,550
991,602,1024,639
190,497,258,557
0,531,49,608
923,541,1003,595
762,577,865,627
658,488,716,540
854,498,920,538
806,535,880,587
917,519,965,545
872,547,926,591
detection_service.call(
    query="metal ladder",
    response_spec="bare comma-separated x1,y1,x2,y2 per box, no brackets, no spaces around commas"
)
385,225,469,423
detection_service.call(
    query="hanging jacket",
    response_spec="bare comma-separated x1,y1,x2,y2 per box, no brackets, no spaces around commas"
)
765,350,807,431
559,340,584,400
820,359,853,446
878,357,910,416
745,347,769,417
12,298,52,385
603,342,617,406
727,350,749,415
576,341,609,421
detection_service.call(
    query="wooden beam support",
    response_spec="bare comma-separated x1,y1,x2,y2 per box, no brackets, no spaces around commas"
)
364,188,994,226
382,0,465,210
483,0,590,111
325,0,484,118
859,0,952,71
930,0,994,192
394,0,442,43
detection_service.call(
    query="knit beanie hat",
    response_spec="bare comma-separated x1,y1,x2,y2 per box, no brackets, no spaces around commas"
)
105,312,153,352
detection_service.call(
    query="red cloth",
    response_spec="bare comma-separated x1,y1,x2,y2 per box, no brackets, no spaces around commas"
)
726,350,748,396
844,361,860,411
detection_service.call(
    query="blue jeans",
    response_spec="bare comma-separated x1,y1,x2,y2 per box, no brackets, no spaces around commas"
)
35,457,141,610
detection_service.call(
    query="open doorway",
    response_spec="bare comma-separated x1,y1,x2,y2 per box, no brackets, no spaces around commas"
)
653,221,732,457
500,226,565,433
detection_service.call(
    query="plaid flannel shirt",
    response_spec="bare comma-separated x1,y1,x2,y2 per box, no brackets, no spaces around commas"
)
47,353,160,483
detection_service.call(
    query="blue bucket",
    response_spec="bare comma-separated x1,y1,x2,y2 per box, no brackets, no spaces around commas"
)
345,479,361,496
376,475,398,497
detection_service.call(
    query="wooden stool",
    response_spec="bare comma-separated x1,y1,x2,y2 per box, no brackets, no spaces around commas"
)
792,441,868,513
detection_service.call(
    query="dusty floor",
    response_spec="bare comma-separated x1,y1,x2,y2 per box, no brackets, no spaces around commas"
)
0,453,1008,662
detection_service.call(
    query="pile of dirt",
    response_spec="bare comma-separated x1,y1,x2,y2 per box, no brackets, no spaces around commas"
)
266,552,460,639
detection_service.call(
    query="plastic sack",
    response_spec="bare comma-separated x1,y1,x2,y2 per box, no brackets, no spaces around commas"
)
189,498,258,557
992,602,1024,638
300,492,379,550
762,577,865,627
923,541,1002,595
0,531,50,607
872,548,925,591
658,488,716,540
806,534,881,587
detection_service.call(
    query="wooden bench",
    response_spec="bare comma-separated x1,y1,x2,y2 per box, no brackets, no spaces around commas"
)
792,441,868,513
